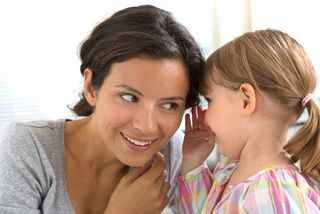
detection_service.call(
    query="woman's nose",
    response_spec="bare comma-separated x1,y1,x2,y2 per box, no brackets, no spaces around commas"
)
132,107,158,134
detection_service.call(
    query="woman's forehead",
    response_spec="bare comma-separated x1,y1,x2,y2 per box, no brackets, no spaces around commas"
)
103,57,189,96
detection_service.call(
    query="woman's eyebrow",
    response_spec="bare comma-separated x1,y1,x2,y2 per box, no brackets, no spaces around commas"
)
114,84,185,101
113,84,143,95
160,96,185,101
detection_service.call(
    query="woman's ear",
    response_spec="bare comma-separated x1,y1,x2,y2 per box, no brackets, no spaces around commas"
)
83,68,97,107
239,83,256,116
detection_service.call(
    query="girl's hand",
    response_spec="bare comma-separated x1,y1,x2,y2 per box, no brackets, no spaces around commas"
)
105,152,169,214
181,107,215,175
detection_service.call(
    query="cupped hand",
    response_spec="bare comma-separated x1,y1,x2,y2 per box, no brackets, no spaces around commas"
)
105,152,169,214
181,107,215,175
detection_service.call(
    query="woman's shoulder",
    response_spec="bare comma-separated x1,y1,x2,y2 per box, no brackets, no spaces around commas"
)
0,118,67,180
0,119,72,213
3,119,64,136
1,119,65,161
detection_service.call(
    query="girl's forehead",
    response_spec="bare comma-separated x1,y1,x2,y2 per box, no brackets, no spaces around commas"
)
201,78,216,96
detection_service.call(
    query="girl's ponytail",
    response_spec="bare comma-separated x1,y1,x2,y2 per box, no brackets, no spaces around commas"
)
284,99,320,182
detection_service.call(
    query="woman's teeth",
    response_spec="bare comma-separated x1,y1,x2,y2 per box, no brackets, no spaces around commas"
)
122,133,153,146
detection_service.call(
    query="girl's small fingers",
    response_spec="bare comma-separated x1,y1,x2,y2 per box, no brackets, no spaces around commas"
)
198,121,204,130
185,113,192,132
194,108,206,130
193,122,199,131
198,108,206,121
191,107,198,122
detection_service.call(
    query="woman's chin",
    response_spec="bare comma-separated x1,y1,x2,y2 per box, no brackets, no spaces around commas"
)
122,157,152,168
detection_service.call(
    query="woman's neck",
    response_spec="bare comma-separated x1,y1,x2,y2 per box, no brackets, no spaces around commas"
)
64,117,129,214
65,117,127,177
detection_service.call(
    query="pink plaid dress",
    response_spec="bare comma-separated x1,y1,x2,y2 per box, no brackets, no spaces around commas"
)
176,157,320,213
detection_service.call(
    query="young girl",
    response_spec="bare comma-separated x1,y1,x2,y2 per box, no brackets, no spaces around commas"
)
176,29,320,213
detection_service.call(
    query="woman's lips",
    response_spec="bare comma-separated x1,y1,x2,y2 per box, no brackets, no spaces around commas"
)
121,132,157,152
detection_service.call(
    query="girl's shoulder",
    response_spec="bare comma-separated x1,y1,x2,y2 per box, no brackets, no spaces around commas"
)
247,163,314,190
212,156,239,184
230,164,320,212
214,156,238,171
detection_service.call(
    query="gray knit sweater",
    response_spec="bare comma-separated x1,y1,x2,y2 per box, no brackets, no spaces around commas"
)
0,119,183,214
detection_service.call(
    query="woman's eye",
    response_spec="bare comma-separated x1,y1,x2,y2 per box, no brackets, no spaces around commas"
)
204,97,211,104
162,102,179,110
121,94,138,102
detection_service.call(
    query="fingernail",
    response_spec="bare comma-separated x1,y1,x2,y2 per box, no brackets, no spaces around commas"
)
164,170,169,181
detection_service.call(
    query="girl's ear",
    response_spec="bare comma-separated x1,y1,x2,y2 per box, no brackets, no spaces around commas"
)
83,68,97,107
239,83,256,116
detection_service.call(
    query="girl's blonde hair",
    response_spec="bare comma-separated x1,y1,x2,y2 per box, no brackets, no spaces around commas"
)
203,29,320,181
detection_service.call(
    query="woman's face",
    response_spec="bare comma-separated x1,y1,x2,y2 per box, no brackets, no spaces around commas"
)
90,57,189,167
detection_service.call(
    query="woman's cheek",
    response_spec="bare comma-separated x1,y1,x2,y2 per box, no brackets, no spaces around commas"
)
160,113,183,137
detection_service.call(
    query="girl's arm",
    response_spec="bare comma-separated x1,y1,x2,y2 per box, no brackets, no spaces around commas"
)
175,107,216,213
176,164,213,213
181,107,215,176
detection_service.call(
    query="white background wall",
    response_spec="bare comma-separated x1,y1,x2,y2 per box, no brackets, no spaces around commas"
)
1,0,320,136
0,0,214,135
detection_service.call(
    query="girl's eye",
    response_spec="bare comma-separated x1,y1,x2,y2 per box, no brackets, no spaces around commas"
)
162,102,179,110
121,94,138,102
204,97,211,104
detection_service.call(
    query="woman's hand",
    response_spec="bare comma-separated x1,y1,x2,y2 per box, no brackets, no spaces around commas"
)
181,107,215,175
105,152,169,214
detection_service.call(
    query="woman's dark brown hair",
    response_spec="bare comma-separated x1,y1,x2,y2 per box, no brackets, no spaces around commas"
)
72,5,205,116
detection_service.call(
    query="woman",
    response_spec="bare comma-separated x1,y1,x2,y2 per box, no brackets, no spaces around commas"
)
0,5,204,214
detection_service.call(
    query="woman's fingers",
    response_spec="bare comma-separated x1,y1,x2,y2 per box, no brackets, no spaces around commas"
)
124,152,165,184
140,152,166,182
159,182,170,210
124,164,151,183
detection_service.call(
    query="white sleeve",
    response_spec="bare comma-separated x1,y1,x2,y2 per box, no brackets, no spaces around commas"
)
162,129,184,214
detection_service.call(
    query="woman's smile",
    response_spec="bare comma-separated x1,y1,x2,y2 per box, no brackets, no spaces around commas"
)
120,132,157,152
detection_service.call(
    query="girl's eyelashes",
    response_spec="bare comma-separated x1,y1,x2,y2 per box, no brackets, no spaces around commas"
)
120,93,138,103
204,97,211,104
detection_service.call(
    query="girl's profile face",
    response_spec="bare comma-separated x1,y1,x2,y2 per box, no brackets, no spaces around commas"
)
91,57,189,166
204,77,245,160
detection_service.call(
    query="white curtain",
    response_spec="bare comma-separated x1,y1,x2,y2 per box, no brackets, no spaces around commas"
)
0,0,214,137
1,0,319,137
211,0,320,96
212,0,252,50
